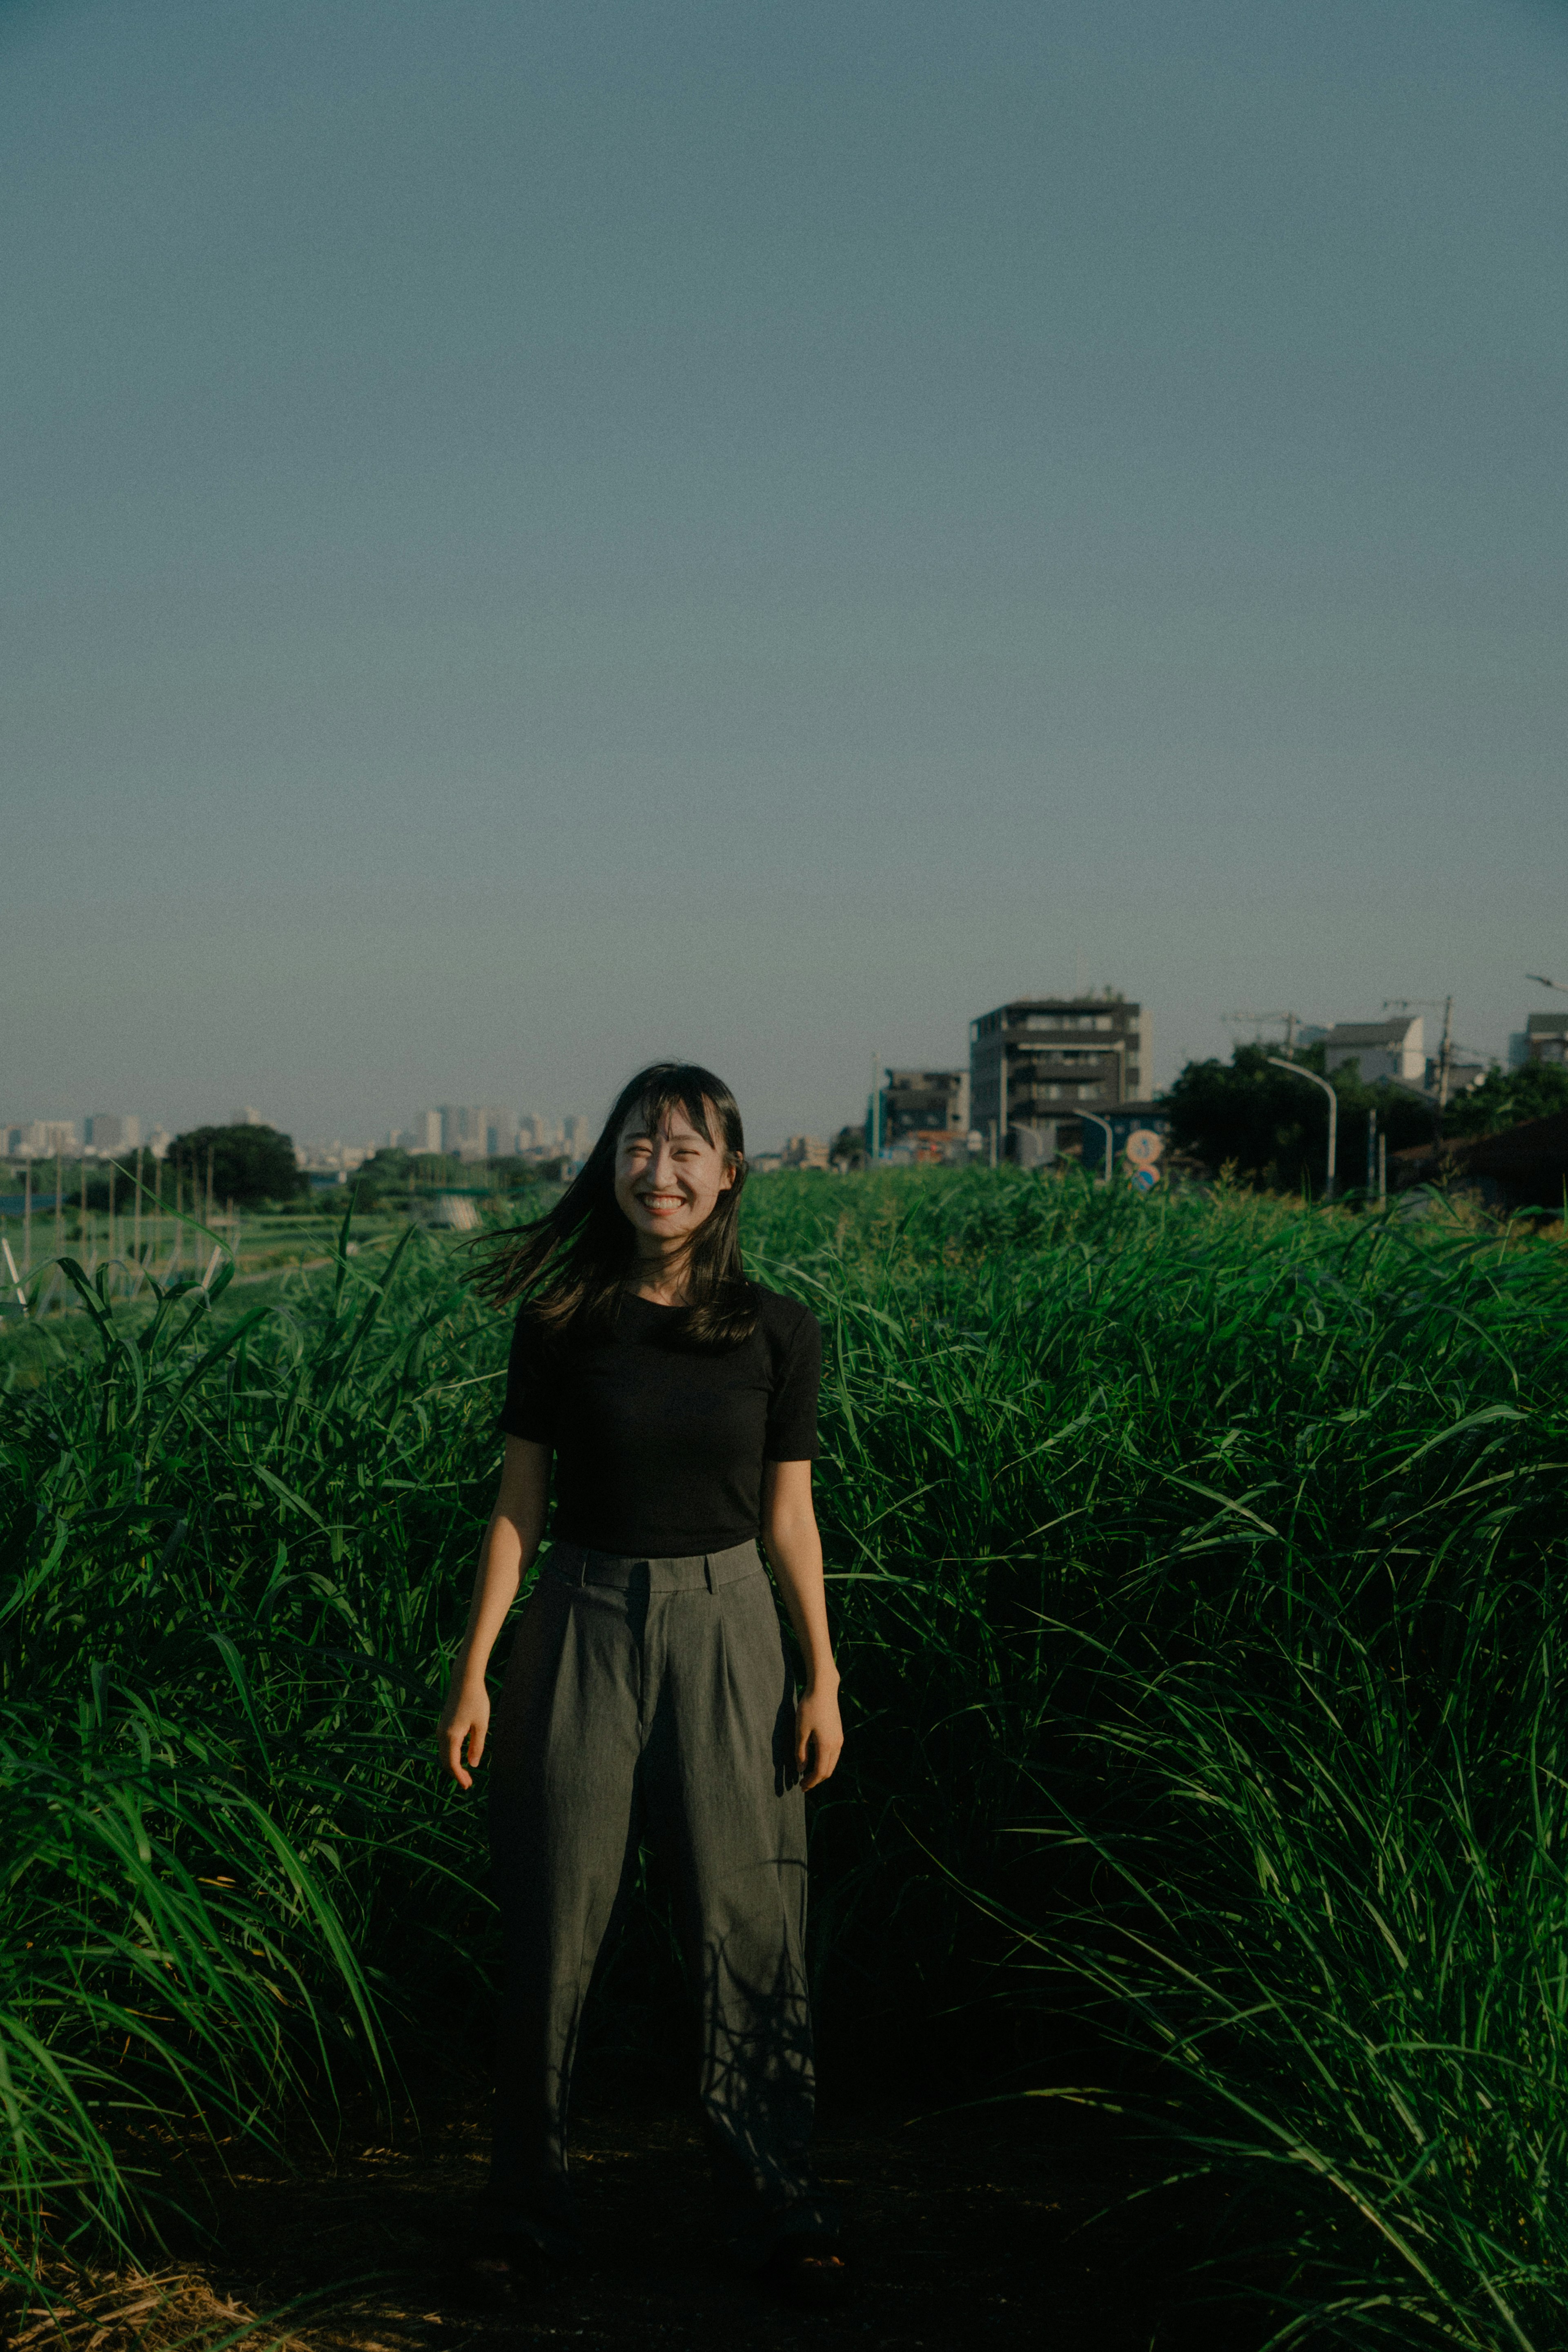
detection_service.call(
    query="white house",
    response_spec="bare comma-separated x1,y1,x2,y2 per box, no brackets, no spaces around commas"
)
1322,1016,1425,1086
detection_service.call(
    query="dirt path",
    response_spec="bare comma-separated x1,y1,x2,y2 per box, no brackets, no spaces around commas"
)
18,2085,1262,2352
167,2093,1205,2352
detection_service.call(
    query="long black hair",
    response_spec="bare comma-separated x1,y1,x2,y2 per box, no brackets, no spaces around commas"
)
469,1062,757,1347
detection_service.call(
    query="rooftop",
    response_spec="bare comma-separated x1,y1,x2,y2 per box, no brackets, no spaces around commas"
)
1323,1019,1417,1048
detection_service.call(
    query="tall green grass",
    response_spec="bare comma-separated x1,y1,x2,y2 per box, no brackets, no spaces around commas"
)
749,1173,1568,2347
0,1226,497,2268
3,1172,1567,2345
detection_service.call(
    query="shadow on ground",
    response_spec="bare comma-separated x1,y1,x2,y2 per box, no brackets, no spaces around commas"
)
100,2084,1257,2352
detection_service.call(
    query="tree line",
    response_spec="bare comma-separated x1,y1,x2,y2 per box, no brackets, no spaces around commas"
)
1164,1043,1568,1193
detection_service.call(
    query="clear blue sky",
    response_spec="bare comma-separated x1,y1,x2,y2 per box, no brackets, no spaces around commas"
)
4,0,1564,1148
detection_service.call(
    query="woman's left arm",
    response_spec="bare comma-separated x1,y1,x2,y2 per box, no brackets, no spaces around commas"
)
761,1458,844,1792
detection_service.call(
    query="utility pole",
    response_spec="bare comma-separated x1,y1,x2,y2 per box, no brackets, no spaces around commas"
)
1383,998,1455,1113
1365,1106,1377,1199
22,1161,31,1277
134,1145,144,1268
1436,995,1454,1111
54,1152,62,1259
868,1052,880,1160
1269,1057,1338,1201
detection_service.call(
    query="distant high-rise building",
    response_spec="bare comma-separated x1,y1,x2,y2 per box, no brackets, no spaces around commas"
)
970,995,1148,1161
5,1118,78,1158
562,1114,590,1154
782,1135,830,1169
441,1105,480,1157
84,1113,141,1155
517,1113,566,1155
436,1104,511,1158
231,1106,267,1127
404,1109,442,1153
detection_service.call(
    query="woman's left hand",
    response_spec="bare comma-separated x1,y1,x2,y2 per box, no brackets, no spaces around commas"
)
795,1682,844,1791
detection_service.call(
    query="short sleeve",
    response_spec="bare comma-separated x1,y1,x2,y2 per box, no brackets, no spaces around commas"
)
764,1306,822,1461
497,1306,557,1444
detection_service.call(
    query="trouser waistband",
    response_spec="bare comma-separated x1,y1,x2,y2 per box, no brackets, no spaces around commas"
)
543,1537,763,1594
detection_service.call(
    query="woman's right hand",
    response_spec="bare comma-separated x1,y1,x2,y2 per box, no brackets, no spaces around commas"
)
438,1676,491,1791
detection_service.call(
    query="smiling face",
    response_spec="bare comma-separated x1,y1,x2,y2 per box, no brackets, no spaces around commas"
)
612,1098,736,1256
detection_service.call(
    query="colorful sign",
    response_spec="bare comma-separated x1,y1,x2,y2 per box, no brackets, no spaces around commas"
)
1125,1129,1165,1167
1131,1165,1160,1192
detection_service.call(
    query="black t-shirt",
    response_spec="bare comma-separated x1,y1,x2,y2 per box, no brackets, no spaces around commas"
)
497,1284,822,1558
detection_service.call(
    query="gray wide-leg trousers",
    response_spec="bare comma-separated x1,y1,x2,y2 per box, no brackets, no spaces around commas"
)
486,1537,837,2263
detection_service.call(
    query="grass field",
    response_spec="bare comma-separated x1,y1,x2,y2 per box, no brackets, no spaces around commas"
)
2,1168,1566,2348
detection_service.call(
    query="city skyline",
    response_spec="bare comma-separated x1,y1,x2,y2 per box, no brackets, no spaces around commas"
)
4,979,1556,1163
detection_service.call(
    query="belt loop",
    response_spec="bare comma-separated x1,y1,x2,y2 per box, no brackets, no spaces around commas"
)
704,1555,716,1594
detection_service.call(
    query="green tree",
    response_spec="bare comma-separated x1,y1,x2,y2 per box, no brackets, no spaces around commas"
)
167,1124,307,1207
1166,1043,1432,1194
348,1148,413,1205
1446,1060,1568,1138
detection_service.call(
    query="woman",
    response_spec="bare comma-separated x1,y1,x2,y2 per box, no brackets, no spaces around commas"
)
437,1062,846,2302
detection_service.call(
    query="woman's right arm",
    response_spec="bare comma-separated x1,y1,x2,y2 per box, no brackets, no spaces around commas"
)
437,1435,550,1790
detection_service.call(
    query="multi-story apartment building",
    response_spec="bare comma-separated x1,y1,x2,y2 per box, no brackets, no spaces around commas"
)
878,1069,969,1148
969,996,1148,1159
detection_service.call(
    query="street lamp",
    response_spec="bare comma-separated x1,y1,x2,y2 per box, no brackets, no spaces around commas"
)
1267,1058,1338,1201
1079,1110,1114,1184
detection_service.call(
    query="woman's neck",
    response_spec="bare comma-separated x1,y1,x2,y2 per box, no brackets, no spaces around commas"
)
629,1240,691,1307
